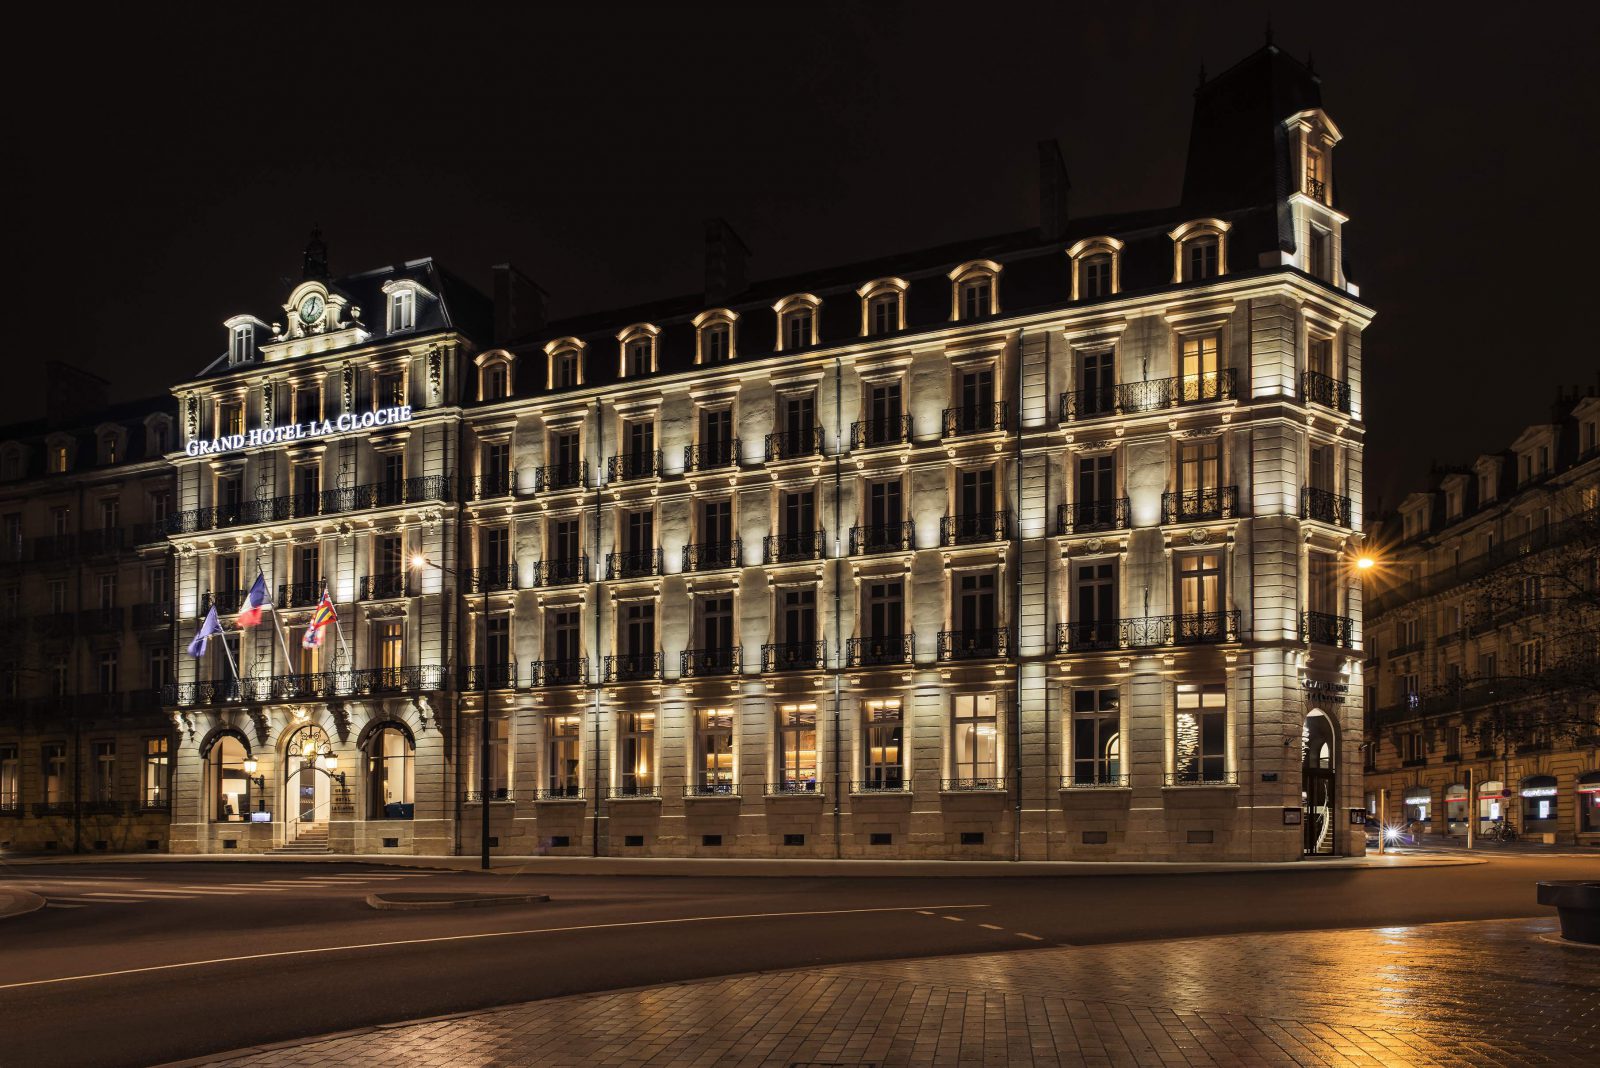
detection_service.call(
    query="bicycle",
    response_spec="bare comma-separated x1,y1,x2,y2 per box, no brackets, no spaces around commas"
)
1483,819,1519,843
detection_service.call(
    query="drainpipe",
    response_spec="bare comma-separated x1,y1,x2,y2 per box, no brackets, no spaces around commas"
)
1011,329,1024,862
451,384,464,858
591,399,604,857
832,356,844,858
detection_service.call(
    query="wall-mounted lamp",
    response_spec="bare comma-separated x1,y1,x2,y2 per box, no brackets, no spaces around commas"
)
242,757,265,790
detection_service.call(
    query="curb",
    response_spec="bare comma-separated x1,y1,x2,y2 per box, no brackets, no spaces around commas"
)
365,891,551,911
0,888,47,920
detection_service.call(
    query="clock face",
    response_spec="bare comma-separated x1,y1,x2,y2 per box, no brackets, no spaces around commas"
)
298,293,326,324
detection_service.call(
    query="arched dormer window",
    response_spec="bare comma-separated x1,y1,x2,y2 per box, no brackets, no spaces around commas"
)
948,260,1002,321
543,338,585,390
1168,219,1231,284
476,350,515,402
145,414,174,457
857,278,908,337
693,310,738,365
381,279,435,334
223,315,267,366
617,324,660,378
95,424,126,465
45,433,74,474
1284,108,1343,207
0,443,25,481
1067,238,1123,301
774,294,821,352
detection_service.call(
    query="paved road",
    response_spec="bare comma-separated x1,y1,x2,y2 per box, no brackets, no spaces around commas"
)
0,851,1588,1068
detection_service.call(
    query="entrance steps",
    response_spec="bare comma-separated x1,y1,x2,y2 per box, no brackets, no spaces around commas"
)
269,825,332,855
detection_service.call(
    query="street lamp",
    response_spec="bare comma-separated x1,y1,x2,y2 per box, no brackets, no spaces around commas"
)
412,552,492,870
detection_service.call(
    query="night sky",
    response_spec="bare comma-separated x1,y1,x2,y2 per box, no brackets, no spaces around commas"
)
11,3,1598,510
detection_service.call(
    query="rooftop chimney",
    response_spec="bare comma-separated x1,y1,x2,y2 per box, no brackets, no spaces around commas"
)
302,225,330,281
492,263,547,345
704,218,750,305
46,361,110,423
1037,140,1071,242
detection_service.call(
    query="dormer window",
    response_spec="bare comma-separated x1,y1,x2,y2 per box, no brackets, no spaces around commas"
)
544,338,585,390
1169,220,1231,284
857,279,908,337
230,324,254,365
1067,238,1123,301
389,289,416,332
100,433,119,465
485,365,508,400
0,448,21,481
694,310,737,365
476,350,515,403
774,295,820,352
48,441,71,474
1186,239,1218,280
618,325,659,377
948,261,1002,322
147,417,172,456
1305,144,1327,201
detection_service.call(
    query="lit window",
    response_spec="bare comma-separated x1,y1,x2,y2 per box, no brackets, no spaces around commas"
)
367,725,415,818
618,711,655,795
231,324,255,364
1173,683,1227,783
862,699,903,789
545,715,581,796
695,709,735,793
1071,689,1121,786
389,289,416,332
142,738,169,806
777,703,818,790
951,693,999,786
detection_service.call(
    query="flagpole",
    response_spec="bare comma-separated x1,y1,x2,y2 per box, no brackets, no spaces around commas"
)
218,622,241,691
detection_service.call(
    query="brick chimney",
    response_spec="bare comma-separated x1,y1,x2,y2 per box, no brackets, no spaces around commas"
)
492,263,547,345
46,361,109,423
704,218,750,305
1037,140,1071,241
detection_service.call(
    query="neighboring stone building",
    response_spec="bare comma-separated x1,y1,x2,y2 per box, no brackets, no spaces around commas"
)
1363,388,1600,844
0,365,178,853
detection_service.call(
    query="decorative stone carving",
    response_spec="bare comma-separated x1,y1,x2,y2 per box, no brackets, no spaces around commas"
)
328,700,352,742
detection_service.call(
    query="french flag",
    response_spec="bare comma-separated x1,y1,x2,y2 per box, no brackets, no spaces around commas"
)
236,573,271,628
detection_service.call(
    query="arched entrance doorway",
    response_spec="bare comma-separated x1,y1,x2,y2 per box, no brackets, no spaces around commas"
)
1301,711,1337,855
1478,780,1509,834
283,723,335,841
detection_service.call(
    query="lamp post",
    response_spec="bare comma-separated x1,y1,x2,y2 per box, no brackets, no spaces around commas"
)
412,553,491,870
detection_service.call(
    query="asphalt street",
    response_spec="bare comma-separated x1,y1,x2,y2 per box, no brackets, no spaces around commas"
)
0,850,1591,1068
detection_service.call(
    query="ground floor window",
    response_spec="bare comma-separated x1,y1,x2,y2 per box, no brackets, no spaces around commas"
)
143,737,169,808
862,699,904,789
695,708,734,792
1173,683,1227,783
1404,788,1431,824
211,735,251,821
1580,773,1600,833
1070,688,1121,786
951,693,999,787
546,715,581,797
42,742,67,805
0,744,17,809
1521,775,1558,829
1478,780,1508,831
777,703,818,790
1444,783,1468,834
92,741,116,803
367,725,415,819
618,712,655,795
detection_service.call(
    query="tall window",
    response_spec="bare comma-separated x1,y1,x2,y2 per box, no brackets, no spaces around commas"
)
219,401,244,437
295,383,321,422
1174,683,1227,783
0,744,18,810
624,419,654,467
146,646,173,691
390,289,416,331
231,324,254,363
779,587,817,647
42,743,67,805
549,608,581,667
955,571,997,635
143,737,169,807
1074,562,1117,648
621,602,655,658
618,712,655,794
1081,253,1112,298
1177,439,1221,496
97,651,119,693
99,497,120,529
1077,351,1115,416
624,336,652,376
98,573,117,610
367,726,415,818
863,579,904,639
1179,335,1220,400
550,517,581,564
485,615,511,672
484,363,509,400
867,478,903,530
957,467,996,521
1184,238,1219,280
777,703,818,789
551,350,580,389
92,740,116,802
867,292,898,335
862,698,904,789
959,275,993,318
1307,552,1337,616
1177,553,1223,618
698,595,734,651
210,736,249,820
1308,336,1333,380
1308,226,1332,280
545,715,581,796
699,499,733,547
373,621,404,674
782,307,813,350
1071,689,1121,785
700,322,730,364
1076,454,1115,526
696,708,734,792
466,718,511,800
951,694,999,785
375,370,404,408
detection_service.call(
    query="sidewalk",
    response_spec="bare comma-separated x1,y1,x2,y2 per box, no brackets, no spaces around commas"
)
178,917,1596,1067
0,851,1478,877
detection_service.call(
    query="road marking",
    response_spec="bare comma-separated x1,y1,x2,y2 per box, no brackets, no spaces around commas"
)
979,923,1003,930
121,888,242,897
72,895,151,903
0,903,992,991
44,903,85,909
941,915,964,922
916,910,934,916
1017,933,1044,941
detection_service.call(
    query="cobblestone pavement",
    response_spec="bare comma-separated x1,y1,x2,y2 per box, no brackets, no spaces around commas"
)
201,918,1596,1067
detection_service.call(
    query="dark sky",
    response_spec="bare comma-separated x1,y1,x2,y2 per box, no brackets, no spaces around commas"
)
11,2,1598,509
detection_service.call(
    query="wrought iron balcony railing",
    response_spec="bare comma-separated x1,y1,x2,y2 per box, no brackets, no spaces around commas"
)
1061,774,1131,789
765,779,822,796
469,564,517,593
1301,611,1357,648
161,665,446,706
608,784,661,799
32,534,77,561
937,627,1010,661
942,402,1008,437
528,657,588,687
1116,611,1241,647
607,548,662,580
462,662,518,690
1301,370,1351,413
81,528,124,556
849,521,914,555
1305,174,1327,200
605,651,661,683
463,787,514,803
531,556,588,587
764,530,824,564
680,646,741,678
277,581,323,608
1056,498,1131,534
1164,770,1239,787
852,776,909,793
765,426,823,462
132,602,173,628
846,633,915,668
200,589,248,614
79,607,124,633
472,470,517,499
942,777,1004,792
534,785,585,800
1054,620,1120,652
164,476,453,534
684,440,740,471
534,460,587,492
359,573,409,600
607,450,661,483
1059,369,1237,421
1161,486,1239,523
940,510,1011,546
1301,486,1352,526
682,539,742,572
762,641,825,673
850,415,913,449
684,782,739,797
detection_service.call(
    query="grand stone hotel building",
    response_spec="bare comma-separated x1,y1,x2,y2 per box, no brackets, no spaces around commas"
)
2,45,1372,861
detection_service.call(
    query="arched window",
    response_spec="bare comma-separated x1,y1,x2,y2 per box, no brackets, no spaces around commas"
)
948,261,1002,321
1478,779,1508,831
544,338,585,390
618,324,659,377
1067,238,1123,300
774,295,820,352
857,278,908,337
694,310,737,365
1521,774,1558,829
1444,783,1469,835
1580,772,1600,834
1168,219,1231,283
366,722,415,819
205,731,252,823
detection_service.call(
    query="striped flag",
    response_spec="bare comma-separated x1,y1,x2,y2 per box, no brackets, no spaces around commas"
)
302,589,338,649
236,573,271,628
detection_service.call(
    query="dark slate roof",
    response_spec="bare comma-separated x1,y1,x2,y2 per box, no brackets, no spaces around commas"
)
0,394,176,481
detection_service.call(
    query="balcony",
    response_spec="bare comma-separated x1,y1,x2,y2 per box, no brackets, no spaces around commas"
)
1061,774,1131,789
942,777,1004,792
605,652,661,683
1301,487,1352,526
607,548,662,580
468,564,516,593
133,522,168,545
849,521,914,555
762,641,825,673
684,782,739,798
680,646,741,678
161,665,446,706
532,557,588,587
81,528,124,556
1301,611,1357,648
79,607,124,633
463,788,515,803
1161,487,1239,523
852,777,909,793
683,440,740,472
277,581,323,608
1116,611,1240,646
942,402,1008,437
1059,369,1237,421
940,510,1011,546
164,475,453,534
534,460,587,493
1305,174,1327,200
529,657,588,687
32,534,77,562
608,784,661,800
1301,370,1352,413
132,602,173,628
607,449,661,483
1164,770,1239,787
1401,757,1428,768
462,662,518,690
30,612,75,637
850,415,912,449
201,589,248,614
765,779,822,796
682,539,742,572
359,573,409,600
1055,620,1119,653
765,426,823,462
534,786,585,801
846,633,914,668
1057,498,1130,535
937,628,1010,661
472,470,516,499
764,530,824,564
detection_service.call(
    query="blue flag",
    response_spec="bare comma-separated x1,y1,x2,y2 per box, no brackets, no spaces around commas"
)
187,606,224,658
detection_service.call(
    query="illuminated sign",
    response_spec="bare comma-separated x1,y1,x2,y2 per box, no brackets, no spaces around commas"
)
1521,786,1558,798
1300,679,1349,704
185,406,414,457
